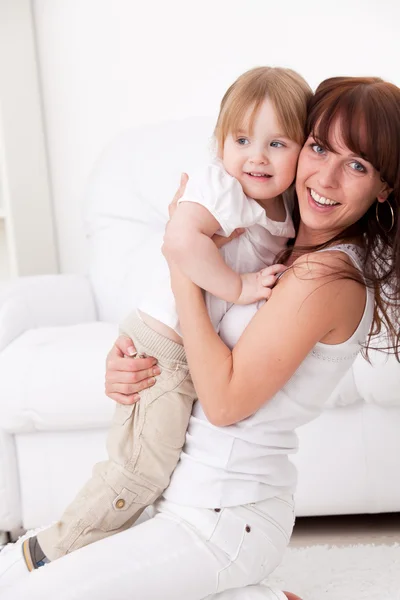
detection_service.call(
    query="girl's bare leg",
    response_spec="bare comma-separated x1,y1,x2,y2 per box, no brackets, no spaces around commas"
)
284,593,302,600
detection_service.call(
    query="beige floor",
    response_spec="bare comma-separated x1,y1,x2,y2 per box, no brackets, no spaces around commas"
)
291,512,400,547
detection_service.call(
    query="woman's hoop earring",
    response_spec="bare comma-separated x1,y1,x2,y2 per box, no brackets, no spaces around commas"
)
376,201,395,233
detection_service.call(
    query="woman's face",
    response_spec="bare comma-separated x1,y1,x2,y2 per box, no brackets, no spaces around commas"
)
295,120,391,243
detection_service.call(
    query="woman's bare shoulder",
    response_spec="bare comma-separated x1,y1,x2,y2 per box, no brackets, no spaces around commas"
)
288,249,364,284
274,249,366,315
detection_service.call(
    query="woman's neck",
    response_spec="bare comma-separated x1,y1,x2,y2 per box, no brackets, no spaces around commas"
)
286,223,363,266
294,221,364,248
294,222,336,248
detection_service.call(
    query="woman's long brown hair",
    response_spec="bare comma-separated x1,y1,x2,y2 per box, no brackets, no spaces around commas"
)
281,77,400,360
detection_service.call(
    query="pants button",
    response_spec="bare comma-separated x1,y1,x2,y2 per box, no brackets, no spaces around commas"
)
245,525,251,533
214,508,221,512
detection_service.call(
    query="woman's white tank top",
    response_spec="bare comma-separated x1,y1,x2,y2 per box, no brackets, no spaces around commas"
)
164,244,374,507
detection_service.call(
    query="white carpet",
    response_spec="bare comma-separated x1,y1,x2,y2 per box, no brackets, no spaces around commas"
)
1,541,399,599
269,544,400,600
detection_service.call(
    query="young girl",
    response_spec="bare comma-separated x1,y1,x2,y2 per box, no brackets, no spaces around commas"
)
0,67,312,580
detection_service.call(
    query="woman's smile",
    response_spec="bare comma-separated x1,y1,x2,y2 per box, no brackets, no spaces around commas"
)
308,187,340,208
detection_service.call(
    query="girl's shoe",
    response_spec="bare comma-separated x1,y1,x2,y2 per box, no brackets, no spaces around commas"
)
0,528,47,590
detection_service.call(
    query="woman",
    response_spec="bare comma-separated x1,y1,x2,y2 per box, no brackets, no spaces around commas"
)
4,76,399,600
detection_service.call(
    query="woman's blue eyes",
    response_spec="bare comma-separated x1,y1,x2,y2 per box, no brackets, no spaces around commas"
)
311,143,325,155
310,143,367,173
350,161,366,173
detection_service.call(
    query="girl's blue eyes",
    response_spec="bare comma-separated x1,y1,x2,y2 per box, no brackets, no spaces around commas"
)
236,138,285,148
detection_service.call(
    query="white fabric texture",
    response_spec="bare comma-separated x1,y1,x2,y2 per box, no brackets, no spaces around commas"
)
164,244,374,508
0,431,20,531
0,323,118,433
0,525,51,589
1,495,294,600
13,405,400,531
0,274,96,353
269,543,400,599
84,117,215,325
179,160,295,238
137,159,294,335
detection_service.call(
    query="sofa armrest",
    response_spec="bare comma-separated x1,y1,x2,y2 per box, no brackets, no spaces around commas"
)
0,274,98,352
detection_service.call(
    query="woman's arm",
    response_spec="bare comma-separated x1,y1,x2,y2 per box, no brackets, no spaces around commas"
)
170,253,365,426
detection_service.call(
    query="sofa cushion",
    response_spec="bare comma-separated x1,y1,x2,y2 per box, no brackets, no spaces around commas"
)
0,323,118,433
1,322,399,435
0,429,21,530
353,347,400,407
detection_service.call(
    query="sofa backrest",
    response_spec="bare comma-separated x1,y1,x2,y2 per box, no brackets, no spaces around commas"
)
84,116,215,323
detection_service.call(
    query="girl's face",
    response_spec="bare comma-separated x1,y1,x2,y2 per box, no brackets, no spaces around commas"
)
295,120,392,243
222,98,301,206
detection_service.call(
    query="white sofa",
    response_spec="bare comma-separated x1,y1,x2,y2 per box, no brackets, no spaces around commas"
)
1,117,400,540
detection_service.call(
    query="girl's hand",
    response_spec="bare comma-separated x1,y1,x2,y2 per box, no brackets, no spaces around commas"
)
105,335,161,405
168,173,245,248
237,264,288,305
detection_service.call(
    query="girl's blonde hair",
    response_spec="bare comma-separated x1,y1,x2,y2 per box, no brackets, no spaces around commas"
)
214,67,313,151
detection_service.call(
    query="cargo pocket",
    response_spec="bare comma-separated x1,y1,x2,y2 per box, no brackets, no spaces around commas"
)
98,484,154,532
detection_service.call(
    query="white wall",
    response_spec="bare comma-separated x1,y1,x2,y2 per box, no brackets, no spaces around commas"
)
33,0,400,275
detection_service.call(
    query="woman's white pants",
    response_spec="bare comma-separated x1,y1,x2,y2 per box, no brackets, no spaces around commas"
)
3,494,294,600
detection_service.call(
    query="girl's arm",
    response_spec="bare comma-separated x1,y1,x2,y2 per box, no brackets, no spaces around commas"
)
163,201,283,304
169,253,365,426
163,201,242,302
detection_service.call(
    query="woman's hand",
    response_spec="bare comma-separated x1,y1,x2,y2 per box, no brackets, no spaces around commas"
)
105,335,161,405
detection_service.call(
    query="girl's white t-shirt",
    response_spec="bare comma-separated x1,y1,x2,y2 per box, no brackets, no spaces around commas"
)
163,244,374,508
136,160,295,334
